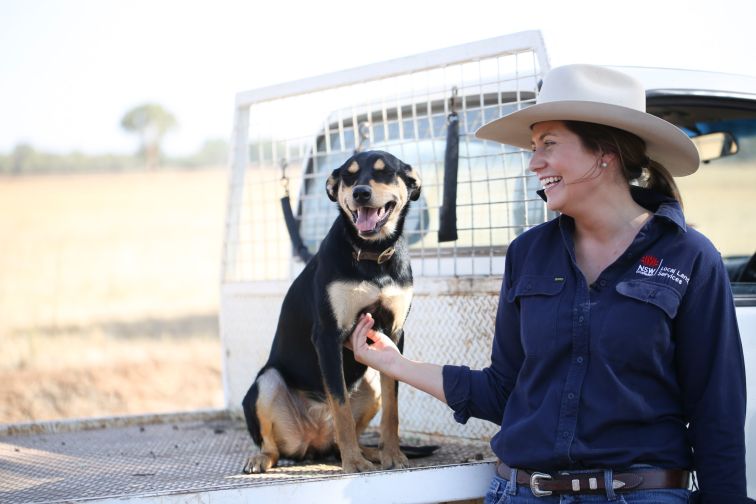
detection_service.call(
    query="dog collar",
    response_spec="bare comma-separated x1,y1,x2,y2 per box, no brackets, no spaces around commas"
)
352,246,395,264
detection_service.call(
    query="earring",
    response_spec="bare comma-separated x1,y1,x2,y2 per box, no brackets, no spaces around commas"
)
600,162,608,168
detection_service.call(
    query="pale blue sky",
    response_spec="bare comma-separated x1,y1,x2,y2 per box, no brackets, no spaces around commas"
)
1,0,754,157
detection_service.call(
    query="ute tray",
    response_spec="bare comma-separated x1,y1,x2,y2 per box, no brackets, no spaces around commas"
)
0,410,494,503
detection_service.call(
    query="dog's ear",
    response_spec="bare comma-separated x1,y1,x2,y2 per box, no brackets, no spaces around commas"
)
400,161,422,201
325,167,341,202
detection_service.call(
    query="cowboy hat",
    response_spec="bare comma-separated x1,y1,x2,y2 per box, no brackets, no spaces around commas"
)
475,64,700,176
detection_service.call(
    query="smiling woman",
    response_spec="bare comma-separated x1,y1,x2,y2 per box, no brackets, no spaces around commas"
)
351,64,753,503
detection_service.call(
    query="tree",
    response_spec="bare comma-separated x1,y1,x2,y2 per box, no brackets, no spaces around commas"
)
192,138,228,166
11,143,36,174
120,103,177,170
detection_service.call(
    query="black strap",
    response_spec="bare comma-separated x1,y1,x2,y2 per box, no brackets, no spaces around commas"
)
280,195,313,263
438,110,459,242
278,158,313,263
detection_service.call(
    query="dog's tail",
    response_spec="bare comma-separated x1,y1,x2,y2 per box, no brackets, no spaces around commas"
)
241,381,263,446
360,442,440,459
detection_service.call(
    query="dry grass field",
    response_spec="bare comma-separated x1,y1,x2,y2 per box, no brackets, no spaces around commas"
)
0,169,228,423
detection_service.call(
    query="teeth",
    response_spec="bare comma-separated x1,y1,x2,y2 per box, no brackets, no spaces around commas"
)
541,176,562,189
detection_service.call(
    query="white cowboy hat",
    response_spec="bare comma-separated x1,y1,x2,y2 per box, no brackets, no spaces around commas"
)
475,64,700,176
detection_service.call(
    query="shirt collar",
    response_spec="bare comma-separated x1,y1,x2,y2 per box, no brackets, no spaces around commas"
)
629,186,687,231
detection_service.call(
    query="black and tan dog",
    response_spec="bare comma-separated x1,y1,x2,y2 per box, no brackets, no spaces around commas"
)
242,150,421,473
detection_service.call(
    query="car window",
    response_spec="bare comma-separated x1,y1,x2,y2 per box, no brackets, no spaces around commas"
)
648,97,756,294
298,93,756,292
298,92,553,266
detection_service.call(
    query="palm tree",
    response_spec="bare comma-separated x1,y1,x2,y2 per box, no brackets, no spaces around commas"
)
120,104,177,170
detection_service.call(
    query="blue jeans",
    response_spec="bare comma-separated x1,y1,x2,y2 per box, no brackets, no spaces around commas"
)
484,471,691,503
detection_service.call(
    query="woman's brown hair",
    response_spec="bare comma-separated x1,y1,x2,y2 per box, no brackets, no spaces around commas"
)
563,120,683,206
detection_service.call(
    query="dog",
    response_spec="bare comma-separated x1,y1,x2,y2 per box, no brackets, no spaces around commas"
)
242,150,422,474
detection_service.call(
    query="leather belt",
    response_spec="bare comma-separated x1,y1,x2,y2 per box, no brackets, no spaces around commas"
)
496,460,689,497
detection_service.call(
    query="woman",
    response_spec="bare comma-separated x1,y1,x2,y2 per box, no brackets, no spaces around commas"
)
349,65,751,503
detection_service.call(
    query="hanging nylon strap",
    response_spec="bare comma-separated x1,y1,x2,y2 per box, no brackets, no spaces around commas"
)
438,87,459,242
279,159,313,263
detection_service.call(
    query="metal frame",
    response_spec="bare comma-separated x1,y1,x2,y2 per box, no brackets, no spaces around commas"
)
222,30,549,282
219,30,552,441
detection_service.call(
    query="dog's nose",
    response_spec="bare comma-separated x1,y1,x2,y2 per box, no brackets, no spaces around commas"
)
352,185,372,203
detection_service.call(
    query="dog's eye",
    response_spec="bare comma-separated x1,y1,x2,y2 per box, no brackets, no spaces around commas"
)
340,172,357,184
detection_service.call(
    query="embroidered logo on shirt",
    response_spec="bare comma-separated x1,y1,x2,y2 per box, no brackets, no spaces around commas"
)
640,255,660,268
636,256,690,285
636,256,663,277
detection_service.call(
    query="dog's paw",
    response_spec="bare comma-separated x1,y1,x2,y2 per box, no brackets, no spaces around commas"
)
341,455,376,473
359,444,382,463
380,446,410,470
242,453,277,474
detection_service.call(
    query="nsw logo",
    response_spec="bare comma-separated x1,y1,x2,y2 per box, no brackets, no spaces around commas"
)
636,255,662,277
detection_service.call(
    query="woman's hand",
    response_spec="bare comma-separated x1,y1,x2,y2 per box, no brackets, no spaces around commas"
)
347,313,447,404
348,313,403,378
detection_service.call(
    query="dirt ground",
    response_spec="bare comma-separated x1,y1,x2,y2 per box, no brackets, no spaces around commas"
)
0,169,227,423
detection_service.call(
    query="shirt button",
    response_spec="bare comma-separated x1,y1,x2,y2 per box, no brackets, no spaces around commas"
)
562,431,570,438
578,315,584,323
568,393,575,400
576,356,584,364
599,280,607,287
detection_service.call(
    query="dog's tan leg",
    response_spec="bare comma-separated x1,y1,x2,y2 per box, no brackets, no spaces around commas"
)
379,372,409,469
243,369,303,474
243,410,280,473
351,368,382,463
327,391,375,473
352,367,382,431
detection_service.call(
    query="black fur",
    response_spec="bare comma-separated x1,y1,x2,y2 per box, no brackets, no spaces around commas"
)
242,150,420,457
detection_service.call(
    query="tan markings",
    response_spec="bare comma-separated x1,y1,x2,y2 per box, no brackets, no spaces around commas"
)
369,179,408,207
351,367,381,432
250,369,336,463
347,161,359,173
407,167,421,187
326,391,375,472
327,281,413,335
379,372,409,469
336,176,411,240
373,158,385,170
326,173,339,201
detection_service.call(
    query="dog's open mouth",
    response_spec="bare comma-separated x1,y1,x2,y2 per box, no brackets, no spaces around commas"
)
351,201,397,235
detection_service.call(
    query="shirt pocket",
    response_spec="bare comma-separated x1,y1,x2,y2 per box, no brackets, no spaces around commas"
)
600,280,681,364
615,280,681,319
507,275,566,357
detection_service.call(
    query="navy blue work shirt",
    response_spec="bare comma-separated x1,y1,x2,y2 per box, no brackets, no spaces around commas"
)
443,187,749,502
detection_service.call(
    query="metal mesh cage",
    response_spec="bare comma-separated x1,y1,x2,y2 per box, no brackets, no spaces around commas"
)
220,32,551,438
223,33,551,283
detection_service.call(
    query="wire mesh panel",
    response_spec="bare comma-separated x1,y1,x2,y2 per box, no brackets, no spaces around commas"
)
221,32,551,438
224,33,551,282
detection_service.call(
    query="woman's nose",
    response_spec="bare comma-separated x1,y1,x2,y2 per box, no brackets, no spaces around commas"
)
528,151,544,173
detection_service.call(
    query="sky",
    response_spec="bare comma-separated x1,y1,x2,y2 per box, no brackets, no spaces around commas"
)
1,0,755,157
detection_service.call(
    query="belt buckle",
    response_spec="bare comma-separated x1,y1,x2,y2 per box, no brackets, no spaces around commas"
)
530,471,553,497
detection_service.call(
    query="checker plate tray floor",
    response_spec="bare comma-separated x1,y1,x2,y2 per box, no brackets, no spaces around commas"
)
0,411,494,503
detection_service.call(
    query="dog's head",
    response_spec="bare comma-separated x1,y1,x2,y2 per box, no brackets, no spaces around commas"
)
326,150,421,241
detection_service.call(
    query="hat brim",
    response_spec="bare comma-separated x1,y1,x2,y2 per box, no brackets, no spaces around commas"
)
475,101,700,176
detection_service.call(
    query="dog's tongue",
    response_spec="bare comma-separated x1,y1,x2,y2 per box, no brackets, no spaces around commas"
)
356,207,380,232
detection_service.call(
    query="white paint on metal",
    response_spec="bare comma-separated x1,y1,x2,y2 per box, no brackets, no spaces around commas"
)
235,31,549,107
84,462,497,504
